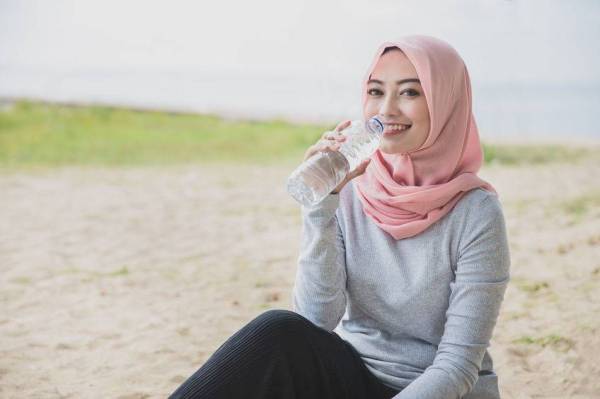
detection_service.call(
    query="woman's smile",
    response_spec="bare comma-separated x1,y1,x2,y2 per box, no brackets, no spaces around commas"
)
383,123,412,135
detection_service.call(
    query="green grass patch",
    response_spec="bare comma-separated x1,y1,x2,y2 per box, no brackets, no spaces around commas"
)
512,334,574,351
1,100,597,168
516,280,550,293
11,276,32,285
559,190,600,220
57,265,131,278
107,266,130,276
0,100,325,168
483,143,597,165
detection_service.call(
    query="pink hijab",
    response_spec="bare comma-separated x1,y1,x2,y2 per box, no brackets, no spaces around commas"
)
355,35,497,240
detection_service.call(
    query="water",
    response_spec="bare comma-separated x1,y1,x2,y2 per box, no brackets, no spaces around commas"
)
287,118,383,207
287,151,350,207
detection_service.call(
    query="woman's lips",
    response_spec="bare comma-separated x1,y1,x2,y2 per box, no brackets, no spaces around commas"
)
383,124,411,136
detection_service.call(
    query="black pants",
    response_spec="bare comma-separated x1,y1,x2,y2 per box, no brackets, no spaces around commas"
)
169,309,401,399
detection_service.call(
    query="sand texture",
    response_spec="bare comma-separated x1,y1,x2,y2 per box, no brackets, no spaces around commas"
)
1,157,599,398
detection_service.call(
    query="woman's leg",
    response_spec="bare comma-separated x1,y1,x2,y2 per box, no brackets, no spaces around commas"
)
169,309,399,399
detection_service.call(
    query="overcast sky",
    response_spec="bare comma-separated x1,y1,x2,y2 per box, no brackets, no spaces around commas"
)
1,0,598,85
1,0,599,138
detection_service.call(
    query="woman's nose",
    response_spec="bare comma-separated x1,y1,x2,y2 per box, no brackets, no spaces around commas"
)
379,93,399,117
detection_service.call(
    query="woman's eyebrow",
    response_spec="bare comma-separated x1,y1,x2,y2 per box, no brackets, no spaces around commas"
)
367,78,420,85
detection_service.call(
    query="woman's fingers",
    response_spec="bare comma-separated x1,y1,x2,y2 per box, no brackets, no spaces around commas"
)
345,158,371,181
307,120,351,162
332,158,371,194
321,142,341,152
303,141,341,161
351,158,371,178
321,134,346,143
321,120,351,140
335,120,352,133
321,131,346,141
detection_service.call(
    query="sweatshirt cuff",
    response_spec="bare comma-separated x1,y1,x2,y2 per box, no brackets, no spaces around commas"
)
301,193,340,220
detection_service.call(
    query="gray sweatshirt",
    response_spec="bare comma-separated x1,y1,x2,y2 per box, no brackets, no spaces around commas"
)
292,182,510,399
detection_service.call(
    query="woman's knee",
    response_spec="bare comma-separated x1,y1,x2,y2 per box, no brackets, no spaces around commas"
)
247,309,312,341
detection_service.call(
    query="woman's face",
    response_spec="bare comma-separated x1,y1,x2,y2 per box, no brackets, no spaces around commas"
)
364,49,431,154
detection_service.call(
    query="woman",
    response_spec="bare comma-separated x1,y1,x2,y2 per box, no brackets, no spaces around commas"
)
169,35,510,399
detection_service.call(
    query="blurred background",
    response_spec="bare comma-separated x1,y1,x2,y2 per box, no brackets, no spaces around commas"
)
2,0,599,140
1,1,599,398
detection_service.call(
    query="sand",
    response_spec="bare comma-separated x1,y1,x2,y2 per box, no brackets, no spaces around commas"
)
1,157,599,398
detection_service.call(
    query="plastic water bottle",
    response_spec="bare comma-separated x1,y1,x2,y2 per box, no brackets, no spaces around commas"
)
287,116,384,207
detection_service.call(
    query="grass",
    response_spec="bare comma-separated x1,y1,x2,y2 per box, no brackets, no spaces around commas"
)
1,100,597,169
11,276,32,285
512,334,575,351
559,190,600,219
0,100,323,168
57,265,130,278
516,280,550,293
483,143,597,165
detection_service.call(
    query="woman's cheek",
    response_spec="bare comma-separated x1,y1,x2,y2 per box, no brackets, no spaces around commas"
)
364,100,378,114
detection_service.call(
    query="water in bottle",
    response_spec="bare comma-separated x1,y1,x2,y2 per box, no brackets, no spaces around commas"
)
286,116,384,207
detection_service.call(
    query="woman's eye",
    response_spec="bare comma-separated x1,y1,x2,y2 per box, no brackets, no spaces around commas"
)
367,88,419,97
401,89,419,97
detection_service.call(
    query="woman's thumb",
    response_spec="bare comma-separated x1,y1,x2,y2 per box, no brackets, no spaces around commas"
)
357,158,371,175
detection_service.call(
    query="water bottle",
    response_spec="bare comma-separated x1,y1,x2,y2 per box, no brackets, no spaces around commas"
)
287,116,384,207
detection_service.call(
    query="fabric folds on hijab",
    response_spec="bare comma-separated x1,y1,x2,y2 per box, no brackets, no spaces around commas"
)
354,35,497,240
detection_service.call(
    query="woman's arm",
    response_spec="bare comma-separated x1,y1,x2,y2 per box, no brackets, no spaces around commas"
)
292,193,347,331
394,194,511,399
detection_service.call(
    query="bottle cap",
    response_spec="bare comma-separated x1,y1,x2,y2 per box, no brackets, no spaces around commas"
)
366,116,384,135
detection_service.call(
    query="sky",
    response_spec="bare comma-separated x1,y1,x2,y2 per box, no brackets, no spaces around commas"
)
1,0,599,138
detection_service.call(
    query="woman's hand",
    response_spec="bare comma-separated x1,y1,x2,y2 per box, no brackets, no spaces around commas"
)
302,120,372,195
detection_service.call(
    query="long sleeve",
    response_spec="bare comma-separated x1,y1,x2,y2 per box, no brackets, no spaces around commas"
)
393,195,511,399
292,194,347,332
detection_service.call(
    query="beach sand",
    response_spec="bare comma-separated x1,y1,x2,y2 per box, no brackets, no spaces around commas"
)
1,155,599,398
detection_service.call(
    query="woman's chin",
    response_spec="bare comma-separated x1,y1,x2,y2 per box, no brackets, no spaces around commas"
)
379,142,407,155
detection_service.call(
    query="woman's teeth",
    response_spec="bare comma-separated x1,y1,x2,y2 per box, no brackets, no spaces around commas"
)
386,124,411,131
